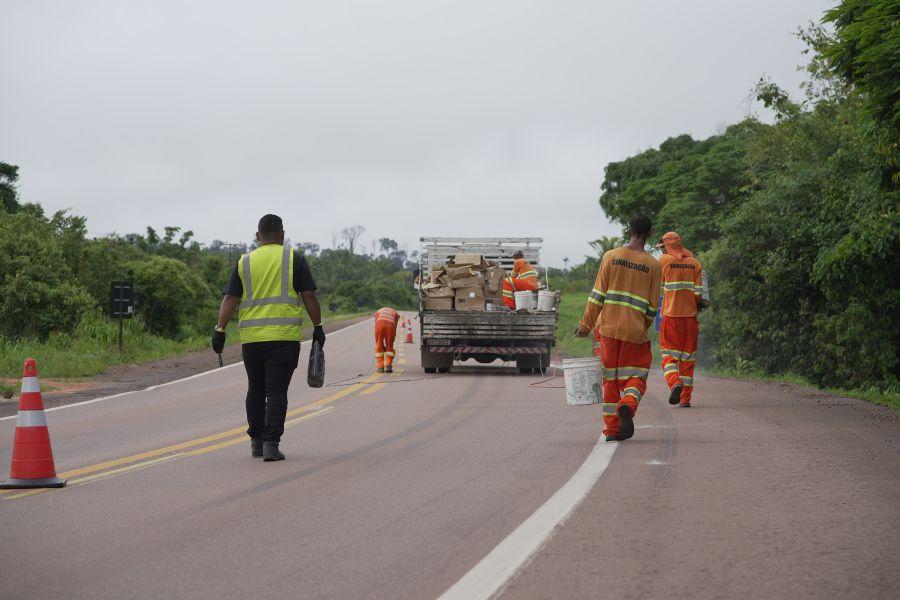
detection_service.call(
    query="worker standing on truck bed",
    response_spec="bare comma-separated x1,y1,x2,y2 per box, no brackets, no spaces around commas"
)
656,231,704,408
574,215,661,442
212,214,326,462
374,307,400,373
512,250,539,291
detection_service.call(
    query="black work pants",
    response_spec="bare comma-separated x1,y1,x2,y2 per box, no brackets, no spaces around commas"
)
242,341,301,443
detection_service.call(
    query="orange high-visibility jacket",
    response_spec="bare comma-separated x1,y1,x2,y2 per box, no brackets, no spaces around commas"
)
513,258,539,291
374,307,399,326
658,254,702,317
580,247,661,344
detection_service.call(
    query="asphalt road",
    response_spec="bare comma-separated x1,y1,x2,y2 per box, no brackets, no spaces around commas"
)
1,315,898,599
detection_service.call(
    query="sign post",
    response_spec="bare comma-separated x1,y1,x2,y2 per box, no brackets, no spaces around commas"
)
109,281,134,353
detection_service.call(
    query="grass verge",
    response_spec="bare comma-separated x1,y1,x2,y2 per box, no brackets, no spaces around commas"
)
0,310,369,392
555,288,897,410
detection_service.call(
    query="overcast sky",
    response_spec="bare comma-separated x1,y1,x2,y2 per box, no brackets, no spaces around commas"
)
1,0,832,266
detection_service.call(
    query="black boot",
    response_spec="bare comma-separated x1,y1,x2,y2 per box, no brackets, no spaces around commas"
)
263,441,285,462
617,404,635,440
385,365,393,373
668,385,683,405
605,434,621,442
250,439,263,458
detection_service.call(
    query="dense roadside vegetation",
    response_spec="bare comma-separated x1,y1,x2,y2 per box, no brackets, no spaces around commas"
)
0,172,416,387
558,7,898,408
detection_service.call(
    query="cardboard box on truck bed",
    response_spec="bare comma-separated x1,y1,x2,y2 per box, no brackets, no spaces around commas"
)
450,275,482,289
422,283,454,298
423,297,454,310
450,254,490,271
454,286,484,301
456,296,485,311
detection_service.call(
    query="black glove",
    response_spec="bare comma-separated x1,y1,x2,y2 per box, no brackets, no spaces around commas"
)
211,328,226,354
312,325,326,347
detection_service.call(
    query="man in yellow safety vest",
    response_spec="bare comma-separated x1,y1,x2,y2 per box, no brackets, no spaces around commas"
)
212,214,325,461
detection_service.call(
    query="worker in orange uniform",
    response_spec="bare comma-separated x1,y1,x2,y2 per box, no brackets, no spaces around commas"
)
373,307,400,373
656,231,705,407
574,215,661,442
512,250,539,291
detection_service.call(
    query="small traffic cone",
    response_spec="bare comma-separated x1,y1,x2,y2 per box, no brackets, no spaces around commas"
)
405,328,413,343
0,359,66,489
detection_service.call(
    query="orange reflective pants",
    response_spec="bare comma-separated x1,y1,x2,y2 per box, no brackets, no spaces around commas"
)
374,321,397,369
502,277,533,309
593,332,651,437
659,316,698,404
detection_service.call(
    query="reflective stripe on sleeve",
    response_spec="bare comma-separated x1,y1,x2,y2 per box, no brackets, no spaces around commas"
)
17,410,47,428
588,288,605,306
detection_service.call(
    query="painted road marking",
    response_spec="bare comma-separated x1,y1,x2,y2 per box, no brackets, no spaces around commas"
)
438,437,617,600
359,368,404,396
0,318,373,422
1,408,338,501
1,372,383,499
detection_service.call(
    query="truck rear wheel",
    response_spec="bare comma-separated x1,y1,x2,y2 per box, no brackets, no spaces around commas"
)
424,367,437,374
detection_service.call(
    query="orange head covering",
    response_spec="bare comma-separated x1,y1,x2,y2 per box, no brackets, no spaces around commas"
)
657,231,693,260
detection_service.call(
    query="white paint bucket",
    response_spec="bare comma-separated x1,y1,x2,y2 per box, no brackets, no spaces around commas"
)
537,290,556,312
561,357,603,405
514,291,535,311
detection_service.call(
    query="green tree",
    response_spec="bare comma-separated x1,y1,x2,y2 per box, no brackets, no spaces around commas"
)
0,162,21,213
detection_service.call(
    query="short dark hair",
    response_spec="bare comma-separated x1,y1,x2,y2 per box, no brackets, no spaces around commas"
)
513,250,524,259
628,214,652,237
258,214,284,236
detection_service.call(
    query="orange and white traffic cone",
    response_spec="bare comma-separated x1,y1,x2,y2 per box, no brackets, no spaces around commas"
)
405,326,413,344
0,359,66,489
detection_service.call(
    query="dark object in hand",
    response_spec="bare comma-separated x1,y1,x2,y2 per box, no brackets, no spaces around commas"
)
307,339,325,388
312,325,326,347
211,329,226,354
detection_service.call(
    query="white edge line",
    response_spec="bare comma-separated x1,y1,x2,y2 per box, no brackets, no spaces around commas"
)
0,318,373,421
438,437,617,600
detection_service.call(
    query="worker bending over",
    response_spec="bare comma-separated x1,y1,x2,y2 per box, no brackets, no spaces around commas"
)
374,307,400,373
512,250,539,291
213,214,325,462
656,231,704,407
575,215,661,442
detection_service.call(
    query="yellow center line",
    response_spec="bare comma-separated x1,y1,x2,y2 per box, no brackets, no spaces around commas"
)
2,408,339,501
359,368,405,396
1,372,384,498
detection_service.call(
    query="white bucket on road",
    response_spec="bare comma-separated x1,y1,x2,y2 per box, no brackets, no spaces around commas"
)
514,291,535,311
561,357,603,405
537,290,556,312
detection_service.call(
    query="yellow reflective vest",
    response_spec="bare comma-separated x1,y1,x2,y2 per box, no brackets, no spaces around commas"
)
237,243,303,343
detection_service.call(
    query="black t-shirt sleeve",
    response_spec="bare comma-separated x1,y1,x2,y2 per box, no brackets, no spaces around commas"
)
293,252,317,293
223,264,243,297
